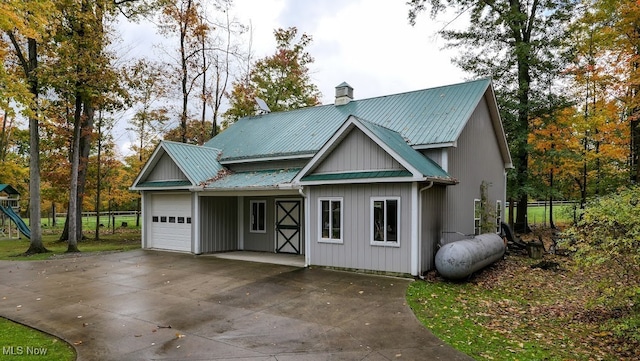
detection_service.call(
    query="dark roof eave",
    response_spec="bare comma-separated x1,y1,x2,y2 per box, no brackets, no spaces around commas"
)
220,151,315,164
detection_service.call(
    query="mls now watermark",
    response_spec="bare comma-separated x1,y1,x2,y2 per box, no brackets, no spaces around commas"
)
3,346,48,356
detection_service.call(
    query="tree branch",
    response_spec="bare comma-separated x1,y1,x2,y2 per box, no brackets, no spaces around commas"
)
6,31,29,75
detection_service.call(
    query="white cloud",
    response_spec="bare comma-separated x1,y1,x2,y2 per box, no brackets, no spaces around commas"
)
111,0,469,155
231,0,468,104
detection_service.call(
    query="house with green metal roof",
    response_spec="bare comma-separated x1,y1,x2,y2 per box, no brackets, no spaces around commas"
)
131,78,512,276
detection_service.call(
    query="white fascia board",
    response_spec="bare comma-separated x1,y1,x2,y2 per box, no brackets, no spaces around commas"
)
485,85,513,169
129,186,193,192
131,143,166,188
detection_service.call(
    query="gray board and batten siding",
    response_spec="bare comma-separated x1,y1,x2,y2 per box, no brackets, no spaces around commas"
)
420,185,446,272
436,95,507,244
199,196,238,253
308,183,413,274
310,127,405,174
146,153,188,182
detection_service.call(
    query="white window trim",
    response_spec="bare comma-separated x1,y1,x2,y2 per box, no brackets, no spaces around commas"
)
474,198,482,235
495,200,502,234
318,197,343,244
249,200,267,233
370,197,401,247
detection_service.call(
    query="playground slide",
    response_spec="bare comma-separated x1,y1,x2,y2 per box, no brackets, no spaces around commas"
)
0,205,30,239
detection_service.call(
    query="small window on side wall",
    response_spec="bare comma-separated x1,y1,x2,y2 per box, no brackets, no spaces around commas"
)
250,200,266,233
371,197,400,246
319,198,342,243
474,199,482,235
495,200,502,234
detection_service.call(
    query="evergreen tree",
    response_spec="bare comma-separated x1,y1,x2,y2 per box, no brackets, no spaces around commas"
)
409,0,577,231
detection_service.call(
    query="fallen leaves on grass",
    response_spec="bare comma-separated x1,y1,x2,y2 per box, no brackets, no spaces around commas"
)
411,250,640,360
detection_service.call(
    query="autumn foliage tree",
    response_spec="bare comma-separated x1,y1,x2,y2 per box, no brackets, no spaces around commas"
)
1,0,56,254
224,27,321,124
408,0,577,231
528,0,633,219
586,0,640,183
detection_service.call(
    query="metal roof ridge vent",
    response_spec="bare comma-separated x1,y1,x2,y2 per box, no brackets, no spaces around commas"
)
335,81,353,106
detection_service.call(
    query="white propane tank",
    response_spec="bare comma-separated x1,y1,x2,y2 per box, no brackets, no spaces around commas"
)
435,233,506,280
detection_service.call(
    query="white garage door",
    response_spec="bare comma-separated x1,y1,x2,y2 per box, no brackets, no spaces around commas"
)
148,193,192,252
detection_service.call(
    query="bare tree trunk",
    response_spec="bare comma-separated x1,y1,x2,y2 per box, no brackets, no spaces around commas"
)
200,16,207,145
95,110,102,240
549,168,555,229
24,38,46,254
67,94,82,253
60,98,95,242
179,0,193,143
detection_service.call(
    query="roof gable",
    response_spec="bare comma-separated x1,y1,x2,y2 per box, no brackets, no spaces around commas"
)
294,116,454,185
131,141,224,190
206,78,494,162
311,126,405,174
0,184,19,196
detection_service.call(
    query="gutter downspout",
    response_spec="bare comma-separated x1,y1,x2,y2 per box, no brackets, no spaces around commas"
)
413,181,434,278
298,187,311,268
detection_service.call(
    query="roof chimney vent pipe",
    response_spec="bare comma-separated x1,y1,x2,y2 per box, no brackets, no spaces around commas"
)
335,82,353,105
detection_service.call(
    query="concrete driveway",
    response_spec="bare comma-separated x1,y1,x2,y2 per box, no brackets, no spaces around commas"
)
0,250,472,360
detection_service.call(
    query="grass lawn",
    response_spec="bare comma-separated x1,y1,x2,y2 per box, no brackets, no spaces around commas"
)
507,203,576,227
407,252,640,360
0,228,141,261
0,318,76,360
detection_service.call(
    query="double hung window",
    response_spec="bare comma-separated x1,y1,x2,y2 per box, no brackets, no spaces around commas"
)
319,198,342,243
371,197,400,246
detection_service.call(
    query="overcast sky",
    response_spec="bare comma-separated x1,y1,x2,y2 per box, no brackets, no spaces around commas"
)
116,0,469,154
233,0,467,103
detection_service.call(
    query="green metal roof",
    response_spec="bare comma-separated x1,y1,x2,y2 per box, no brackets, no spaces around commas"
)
161,141,224,185
205,78,492,161
355,117,452,180
301,170,412,182
0,184,19,195
205,168,301,189
135,180,193,188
